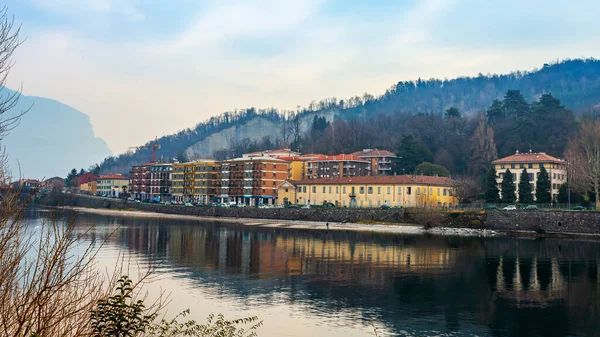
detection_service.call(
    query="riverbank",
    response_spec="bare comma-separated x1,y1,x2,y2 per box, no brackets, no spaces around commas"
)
39,193,600,239
60,206,500,237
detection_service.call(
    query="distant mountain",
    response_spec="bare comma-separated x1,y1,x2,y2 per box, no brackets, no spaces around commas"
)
1,88,112,179
98,58,600,175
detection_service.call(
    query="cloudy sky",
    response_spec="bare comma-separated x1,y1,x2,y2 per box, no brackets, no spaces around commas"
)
5,0,600,154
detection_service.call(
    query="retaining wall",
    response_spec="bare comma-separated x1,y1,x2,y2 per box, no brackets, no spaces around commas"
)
39,193,600,236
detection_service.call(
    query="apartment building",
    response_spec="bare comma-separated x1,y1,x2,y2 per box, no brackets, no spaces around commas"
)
171,162,193,201
492,151,567,202
192,160,219,204
218,157,289,206
149,163,172,200
129,163,151,200
352,149,397,176
277,175,458,208
280,154,327,180
98,174,129,197
307,154,370,179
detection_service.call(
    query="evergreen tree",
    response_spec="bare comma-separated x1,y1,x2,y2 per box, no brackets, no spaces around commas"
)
445,107,461,119
485,166,501,203
486,99,504,124
535,166,552,203
397,134,431,173
501,169,516,203
518,168,533,203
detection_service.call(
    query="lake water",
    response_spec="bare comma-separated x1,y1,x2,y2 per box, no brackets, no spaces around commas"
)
31,210,600,337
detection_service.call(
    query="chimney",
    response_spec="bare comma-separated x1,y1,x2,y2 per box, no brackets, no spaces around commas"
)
516,150,520,155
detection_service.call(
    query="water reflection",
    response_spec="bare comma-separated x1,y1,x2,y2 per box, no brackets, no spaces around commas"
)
45,210,600,336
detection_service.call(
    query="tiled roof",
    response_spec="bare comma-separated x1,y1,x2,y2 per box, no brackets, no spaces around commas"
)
279,154,328,161
99,174,128,180
224,156,287,162
493,152,564,164
351,149,397,158
287,175,454,186
307,154,369,163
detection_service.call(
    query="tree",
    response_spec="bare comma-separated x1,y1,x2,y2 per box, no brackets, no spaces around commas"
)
485,166,501,203
445,107,461,119
535,166,551,203
469,113,498,177
501,169,516,203
79,168,85,175
90,164,101,175
518,168,533,203
452,175,479,203
557,183,584,205
397,134,432,174
486,99,504,124
414,162,451,177
565,120,600,209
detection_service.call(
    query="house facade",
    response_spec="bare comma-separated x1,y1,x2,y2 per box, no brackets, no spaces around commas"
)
98,174,129,197
278,175,458,208
492,151,567,202
149,163,173,200
242,148,300,159
129,163,151,200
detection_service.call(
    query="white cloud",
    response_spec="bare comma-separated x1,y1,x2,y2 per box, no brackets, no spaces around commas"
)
27,0,144,21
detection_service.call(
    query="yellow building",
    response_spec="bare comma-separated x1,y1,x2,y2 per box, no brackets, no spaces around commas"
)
192,160,219,204
79,180,97,195
171,162,194,202
277,175,458,208
97,174,129,197
172,160,219,203
280,154,327,180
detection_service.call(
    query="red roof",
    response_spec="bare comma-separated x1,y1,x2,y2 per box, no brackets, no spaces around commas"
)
493,152,564,164
287,175,454,186
351,149,396,158
307,154,369,163
77,173,99,184
99,174,128,180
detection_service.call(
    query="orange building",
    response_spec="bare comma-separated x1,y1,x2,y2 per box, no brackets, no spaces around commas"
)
218,157,289,206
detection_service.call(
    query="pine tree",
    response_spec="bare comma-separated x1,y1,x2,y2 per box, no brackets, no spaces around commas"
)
485,166,500,203
518,168,533,203
535,166,552,203
501,169,516,203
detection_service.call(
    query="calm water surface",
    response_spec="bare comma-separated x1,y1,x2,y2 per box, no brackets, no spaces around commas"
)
34,210,600,337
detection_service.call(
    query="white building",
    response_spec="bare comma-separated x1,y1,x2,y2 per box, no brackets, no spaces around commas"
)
97,174,129,197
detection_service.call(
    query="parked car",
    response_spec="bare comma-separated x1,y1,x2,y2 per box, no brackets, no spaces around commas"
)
524,205,538,210
503,205,517,211
286,204,301,209
184,202,193,207
380,204,391,209
482,205,497,210
572,205,585,211
302,204,310,209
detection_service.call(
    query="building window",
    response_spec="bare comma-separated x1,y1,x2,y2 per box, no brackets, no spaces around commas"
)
387,187,391,194
312,186,316,193
323,186,326,193
429,188,432,195
528,163,533,169
368,187,373,194
501,164,505,169
416,188,420,195
519,163,524,169
377,187,381,194
329,186,332,193
511,164,515,169
360,187,365,194
398,187,402,194
443,189,447,196
407,187,411,195
540,163,544,168
448,189,453,196
285,188,288,192
343,186,346,193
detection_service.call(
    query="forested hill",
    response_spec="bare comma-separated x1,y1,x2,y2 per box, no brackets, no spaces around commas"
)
97,58,600,175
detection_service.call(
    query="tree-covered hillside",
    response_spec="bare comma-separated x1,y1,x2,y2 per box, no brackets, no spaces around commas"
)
97,58,600,175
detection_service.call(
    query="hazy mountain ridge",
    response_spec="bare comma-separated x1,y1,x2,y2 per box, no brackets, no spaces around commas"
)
1,88,112,179
97,58,600,175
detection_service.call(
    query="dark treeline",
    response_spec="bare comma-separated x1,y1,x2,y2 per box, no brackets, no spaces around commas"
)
97,58,600,175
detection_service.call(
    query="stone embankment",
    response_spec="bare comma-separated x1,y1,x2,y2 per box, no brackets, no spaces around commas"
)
39,193,600,237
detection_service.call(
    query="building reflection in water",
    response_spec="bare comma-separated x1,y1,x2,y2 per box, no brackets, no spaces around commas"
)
65,211,600,337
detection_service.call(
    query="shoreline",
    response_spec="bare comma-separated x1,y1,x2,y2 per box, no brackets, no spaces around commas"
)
53,206,501,237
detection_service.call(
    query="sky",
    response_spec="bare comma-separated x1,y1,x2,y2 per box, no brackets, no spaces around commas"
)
4,0,600,155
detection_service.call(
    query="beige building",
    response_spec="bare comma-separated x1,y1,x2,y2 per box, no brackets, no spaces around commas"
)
98,174,129,197
277,175,458,208
492,151,567,202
